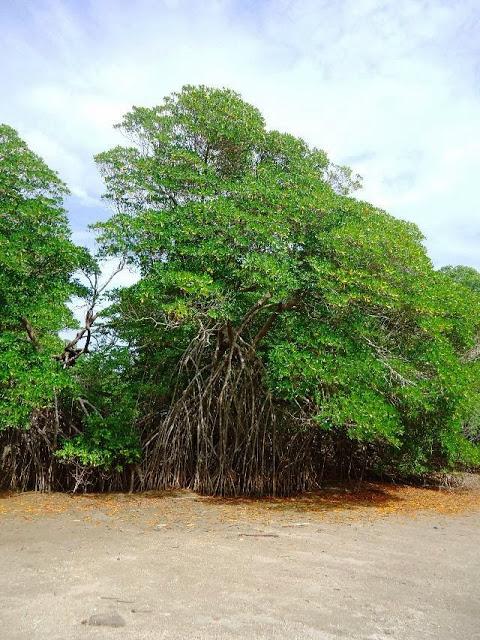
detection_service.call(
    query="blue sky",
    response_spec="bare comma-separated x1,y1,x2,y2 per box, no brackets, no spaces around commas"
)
2,0,480,272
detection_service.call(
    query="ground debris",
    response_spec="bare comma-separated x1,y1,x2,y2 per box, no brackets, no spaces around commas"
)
239,533,280,537
1,480,479,527
82,612,126,627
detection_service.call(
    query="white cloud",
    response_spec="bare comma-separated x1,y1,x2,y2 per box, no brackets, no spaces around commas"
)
1,0,479,267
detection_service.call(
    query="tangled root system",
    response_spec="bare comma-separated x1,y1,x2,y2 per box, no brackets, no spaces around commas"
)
144,323,320,496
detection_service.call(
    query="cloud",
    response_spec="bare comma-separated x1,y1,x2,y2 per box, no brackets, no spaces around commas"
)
1,0,479,267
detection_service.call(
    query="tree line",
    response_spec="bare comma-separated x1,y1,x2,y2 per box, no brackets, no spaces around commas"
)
1,85,479,495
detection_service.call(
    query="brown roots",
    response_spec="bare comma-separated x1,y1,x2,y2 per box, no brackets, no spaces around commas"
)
143,323,321,496
0,409,132,493
0,324,376,495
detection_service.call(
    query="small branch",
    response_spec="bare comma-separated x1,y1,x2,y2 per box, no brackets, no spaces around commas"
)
21,317,39,349
237,293,272,335
252,298,299,348
363,337,415,387
77,397,102,417
55,258,126,367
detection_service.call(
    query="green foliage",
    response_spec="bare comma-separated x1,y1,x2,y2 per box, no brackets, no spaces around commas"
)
438,264,480,459
0,125,85,429
55,348,141,471
94,85,480,476
2,88,480,491
440,265,480,294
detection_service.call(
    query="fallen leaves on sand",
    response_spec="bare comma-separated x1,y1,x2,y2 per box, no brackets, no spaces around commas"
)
0,482,479,528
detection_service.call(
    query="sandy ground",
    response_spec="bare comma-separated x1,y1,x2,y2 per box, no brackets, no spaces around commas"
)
0,484,479,640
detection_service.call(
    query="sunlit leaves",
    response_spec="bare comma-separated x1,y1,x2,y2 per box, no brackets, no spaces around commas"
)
0,125,83,429
93,85,480,474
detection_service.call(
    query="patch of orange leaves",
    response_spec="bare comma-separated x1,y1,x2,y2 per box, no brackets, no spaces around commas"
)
0,482,479,527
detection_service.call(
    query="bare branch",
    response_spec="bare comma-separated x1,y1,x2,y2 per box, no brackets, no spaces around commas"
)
55,258,126,367
21,317,39,349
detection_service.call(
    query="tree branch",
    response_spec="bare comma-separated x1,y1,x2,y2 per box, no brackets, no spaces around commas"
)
21,317,39,349
55,258,126,368
252,298,299,348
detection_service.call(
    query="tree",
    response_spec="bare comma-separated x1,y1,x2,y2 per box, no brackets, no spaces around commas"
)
440,265,480,447
0,125,84,432
440,265,480,294
94,86,480,494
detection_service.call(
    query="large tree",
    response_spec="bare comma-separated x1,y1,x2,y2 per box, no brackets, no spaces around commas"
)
93,86,480,494
0,125,83,430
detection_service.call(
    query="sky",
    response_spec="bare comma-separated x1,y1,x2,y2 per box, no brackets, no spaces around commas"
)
1,0,480,272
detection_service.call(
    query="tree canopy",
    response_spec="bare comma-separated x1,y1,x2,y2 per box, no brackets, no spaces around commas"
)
1,87,480,494
93,86,480,491
0,125,84,430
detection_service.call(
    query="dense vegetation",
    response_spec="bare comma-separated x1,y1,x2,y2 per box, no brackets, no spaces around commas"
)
1,87,480,494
